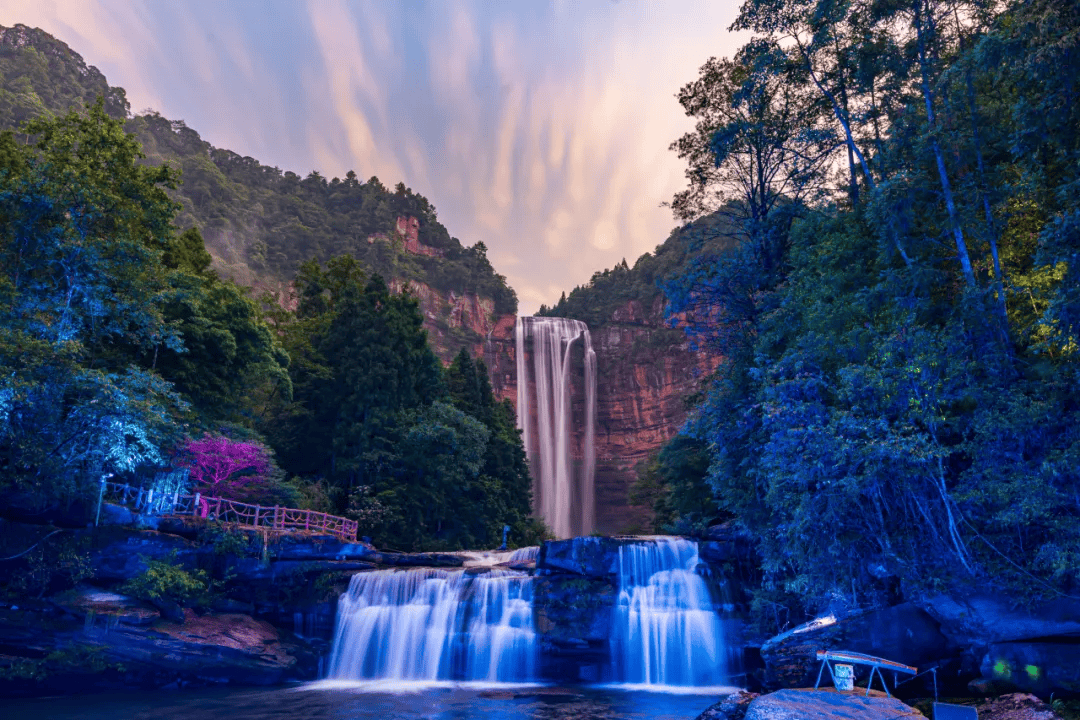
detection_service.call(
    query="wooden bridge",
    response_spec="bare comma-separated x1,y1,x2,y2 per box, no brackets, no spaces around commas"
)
100,481,359,542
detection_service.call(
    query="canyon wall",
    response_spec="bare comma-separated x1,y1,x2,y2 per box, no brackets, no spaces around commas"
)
364,220,718,534
483,297,718,535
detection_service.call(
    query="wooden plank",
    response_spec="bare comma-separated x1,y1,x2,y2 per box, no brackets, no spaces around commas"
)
816,650,917,675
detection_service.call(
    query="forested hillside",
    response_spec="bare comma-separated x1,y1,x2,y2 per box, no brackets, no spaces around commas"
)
630,0,1080,620
0,24,516,318
537,212,737,329
0,24,537,554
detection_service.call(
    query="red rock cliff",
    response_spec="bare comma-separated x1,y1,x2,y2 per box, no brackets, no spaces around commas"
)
482,298,718,534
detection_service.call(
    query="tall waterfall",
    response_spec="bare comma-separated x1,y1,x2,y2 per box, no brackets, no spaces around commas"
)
611,538,728,687
515,316,597,538
327,568,537,683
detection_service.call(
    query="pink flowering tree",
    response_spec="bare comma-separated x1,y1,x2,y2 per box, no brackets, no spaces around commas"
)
175,434,281,503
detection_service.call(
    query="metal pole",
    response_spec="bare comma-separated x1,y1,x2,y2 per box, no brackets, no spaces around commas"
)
95,476,107,527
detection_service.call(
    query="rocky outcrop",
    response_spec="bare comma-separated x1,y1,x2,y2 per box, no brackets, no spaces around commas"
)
538,536,636,580
917,592,1080,696
694,691,760,720
921,593,1080,647
0,594,315,696
759,605,952,692
742,689,924,720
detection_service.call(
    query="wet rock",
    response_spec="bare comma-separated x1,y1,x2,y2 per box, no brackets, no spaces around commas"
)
533,576,616,646
533,574,616,682
743,688,924,719
694,690,760,720
370,551,464,567
537,536,637,579
919,592,1080,696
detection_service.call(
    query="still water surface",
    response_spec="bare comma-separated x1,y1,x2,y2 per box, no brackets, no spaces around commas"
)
5,683,731,720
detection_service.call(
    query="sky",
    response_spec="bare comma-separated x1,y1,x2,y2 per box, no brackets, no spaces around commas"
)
1,1,747,314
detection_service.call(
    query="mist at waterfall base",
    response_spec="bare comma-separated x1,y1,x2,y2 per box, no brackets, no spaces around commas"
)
515,317,597,539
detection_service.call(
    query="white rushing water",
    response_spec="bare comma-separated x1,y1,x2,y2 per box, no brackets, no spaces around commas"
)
611,538,728,687
515,316,597,538
328,568,537,683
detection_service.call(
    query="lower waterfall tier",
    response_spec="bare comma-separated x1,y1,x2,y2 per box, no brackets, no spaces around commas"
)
611,537,729,687
327,568,537,683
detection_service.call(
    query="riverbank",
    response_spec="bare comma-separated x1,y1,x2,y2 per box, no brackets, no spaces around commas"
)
2,519,1078,712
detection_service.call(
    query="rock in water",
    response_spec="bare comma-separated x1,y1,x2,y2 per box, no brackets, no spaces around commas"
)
743,689,924,720
694,691,760,720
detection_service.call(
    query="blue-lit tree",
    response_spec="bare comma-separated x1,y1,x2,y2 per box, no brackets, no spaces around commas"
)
0,100,186,507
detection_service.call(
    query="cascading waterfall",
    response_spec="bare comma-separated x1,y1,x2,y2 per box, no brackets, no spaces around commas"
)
515,316,597,538
327,568,537,683
611,537,728,687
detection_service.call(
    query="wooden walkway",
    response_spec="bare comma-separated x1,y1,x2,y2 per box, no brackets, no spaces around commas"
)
101,481,359,542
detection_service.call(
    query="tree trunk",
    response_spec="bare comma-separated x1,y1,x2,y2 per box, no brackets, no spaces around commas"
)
915,0,976,288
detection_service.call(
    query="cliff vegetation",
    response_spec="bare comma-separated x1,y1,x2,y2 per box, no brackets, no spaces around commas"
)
651,0,1080,623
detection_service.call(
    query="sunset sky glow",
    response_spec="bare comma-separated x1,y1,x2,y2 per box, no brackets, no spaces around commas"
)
2,0,747,313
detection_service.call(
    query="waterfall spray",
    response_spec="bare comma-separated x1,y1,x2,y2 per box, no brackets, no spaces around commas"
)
515,316,597,538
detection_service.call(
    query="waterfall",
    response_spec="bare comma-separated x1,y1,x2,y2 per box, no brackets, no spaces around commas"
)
611,537,728,687
327,568,537,683
515,316,597,538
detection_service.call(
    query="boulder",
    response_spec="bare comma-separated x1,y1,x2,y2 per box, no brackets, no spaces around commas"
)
694,691,760,720
86,527,201,581
532,575,616,681
760,604,951,690
743,689,923,720
980,641,1080,696
96,502,136,527
920,593,1080,647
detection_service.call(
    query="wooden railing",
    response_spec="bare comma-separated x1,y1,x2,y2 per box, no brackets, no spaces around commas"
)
101,481,358,542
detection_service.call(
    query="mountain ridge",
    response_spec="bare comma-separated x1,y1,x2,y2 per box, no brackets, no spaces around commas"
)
0,22,517,362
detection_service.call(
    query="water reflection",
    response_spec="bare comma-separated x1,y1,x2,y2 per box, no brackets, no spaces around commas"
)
4,685,728,720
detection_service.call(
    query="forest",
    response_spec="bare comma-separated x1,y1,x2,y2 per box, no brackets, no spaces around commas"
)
3,0,1080,618
551,0,1080,616
0,23,538,553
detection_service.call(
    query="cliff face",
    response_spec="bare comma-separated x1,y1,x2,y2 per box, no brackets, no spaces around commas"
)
589,299,719,533
482,298,718,535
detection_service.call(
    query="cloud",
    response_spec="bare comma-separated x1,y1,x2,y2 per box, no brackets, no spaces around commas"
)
0,0,749,314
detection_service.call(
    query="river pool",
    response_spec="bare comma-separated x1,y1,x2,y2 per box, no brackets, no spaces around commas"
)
5,683,735,720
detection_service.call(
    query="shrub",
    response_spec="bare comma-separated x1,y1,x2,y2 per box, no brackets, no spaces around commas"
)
121,553,209,608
